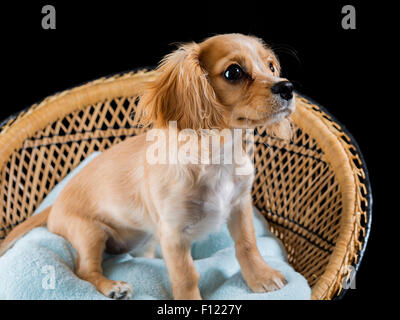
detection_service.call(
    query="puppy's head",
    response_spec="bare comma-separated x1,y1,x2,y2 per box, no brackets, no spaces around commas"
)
136,33,295,139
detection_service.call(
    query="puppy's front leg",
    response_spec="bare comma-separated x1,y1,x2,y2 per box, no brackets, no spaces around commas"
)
229,195,287,292
160,224,201,300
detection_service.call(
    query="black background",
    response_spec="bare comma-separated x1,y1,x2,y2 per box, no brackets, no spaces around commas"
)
1,0,386,309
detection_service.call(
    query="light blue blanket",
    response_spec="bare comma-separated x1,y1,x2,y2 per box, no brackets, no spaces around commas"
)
0,152,311,300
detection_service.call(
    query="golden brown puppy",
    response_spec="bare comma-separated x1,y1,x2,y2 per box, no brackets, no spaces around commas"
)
0,33,295,300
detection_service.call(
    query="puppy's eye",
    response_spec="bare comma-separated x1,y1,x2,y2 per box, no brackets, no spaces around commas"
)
224,64,244,81
269,62,275,73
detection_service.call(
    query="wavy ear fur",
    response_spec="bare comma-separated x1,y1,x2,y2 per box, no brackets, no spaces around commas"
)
135,43,226,130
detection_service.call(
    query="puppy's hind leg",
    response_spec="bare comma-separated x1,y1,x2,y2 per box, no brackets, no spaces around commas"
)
49,215,133,300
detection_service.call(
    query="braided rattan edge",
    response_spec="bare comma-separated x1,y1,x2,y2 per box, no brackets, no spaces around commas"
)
0,70,371,300
295,94,372,299
293,96,371,299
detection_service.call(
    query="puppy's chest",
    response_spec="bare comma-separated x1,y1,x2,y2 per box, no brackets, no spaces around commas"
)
183,165,252,238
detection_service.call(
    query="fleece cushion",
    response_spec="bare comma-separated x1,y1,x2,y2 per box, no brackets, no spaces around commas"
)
0,152,311,300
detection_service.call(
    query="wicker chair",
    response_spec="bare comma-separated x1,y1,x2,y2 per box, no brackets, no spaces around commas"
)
0,69,371,299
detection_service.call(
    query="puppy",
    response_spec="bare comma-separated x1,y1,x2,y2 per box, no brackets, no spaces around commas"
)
0,33,295,300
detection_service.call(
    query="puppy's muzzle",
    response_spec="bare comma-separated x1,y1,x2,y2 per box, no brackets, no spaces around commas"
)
271,81,294,101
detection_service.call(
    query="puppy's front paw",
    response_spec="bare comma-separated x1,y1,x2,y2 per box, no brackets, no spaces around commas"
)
105,281,134,300
244,266,287,292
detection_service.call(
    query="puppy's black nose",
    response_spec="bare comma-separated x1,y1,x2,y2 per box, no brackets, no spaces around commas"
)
271,81,294,101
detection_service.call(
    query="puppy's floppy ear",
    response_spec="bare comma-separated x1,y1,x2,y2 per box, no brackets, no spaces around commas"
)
135,43,226,130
